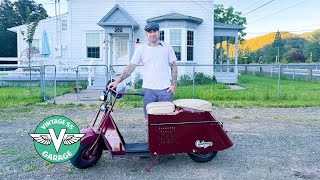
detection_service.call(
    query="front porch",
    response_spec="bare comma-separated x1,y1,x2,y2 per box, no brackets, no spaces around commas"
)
214,22,245,84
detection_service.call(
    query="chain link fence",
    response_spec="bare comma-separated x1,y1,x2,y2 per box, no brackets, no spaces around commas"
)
1,63,319,105
110,64,320,101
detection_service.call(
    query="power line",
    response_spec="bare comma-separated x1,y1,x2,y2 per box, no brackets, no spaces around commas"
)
248,0,312,24
189,0,213,13
243,0,277,16
240,0,265,13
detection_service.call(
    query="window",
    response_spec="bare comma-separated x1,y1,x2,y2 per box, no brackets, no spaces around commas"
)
162,28,197,62
115,39,128,59
170,29,182,61
187,30,194,61
159,31,164,41
86,33,100,58
62,20,67,31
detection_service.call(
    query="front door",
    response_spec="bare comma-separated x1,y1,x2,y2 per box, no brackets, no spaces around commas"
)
114,36,129,65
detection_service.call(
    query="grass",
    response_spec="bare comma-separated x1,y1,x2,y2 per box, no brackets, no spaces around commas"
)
0,85,73,108
0,149,19,156
116,74,320,108
1,75,320,108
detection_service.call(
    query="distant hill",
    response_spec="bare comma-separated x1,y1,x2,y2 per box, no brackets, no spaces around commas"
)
299,29,320,41
240,30,320,52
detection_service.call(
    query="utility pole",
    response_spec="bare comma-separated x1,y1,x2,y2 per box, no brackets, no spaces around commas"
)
273,30,283,64
278,46,280,63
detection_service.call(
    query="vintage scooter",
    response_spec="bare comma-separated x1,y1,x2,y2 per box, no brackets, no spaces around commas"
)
70,87,233,171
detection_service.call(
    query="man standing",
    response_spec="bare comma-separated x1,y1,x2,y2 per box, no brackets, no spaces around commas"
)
108,21,178,118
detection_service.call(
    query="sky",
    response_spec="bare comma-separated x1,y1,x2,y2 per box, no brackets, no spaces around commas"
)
33,0,320,39
217,0,320,39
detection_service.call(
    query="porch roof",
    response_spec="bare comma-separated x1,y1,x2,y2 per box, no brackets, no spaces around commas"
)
147,13,203,24
97,4,139,29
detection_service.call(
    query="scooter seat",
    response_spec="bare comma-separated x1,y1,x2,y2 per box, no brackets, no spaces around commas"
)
173,99,212,112
146,101,175,114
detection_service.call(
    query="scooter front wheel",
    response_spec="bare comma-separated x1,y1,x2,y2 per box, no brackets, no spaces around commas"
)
188,151,218,163
70,144,103,169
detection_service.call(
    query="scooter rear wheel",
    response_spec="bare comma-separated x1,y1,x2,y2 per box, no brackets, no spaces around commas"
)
188,151,218,163
70,144,103,169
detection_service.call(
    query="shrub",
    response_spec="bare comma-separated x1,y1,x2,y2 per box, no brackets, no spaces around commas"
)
134,79,143,89
178,74,192,86
194,72,215,84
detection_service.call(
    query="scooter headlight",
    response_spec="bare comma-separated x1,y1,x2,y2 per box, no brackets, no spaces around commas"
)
99,90,107,101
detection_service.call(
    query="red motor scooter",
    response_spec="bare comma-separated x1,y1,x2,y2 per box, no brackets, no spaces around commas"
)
70,87,233,171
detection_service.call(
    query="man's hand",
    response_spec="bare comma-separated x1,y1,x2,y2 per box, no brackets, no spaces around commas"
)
108,81,119,89
167,85,176,93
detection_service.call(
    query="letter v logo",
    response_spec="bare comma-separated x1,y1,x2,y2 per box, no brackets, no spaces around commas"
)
48,128,66,153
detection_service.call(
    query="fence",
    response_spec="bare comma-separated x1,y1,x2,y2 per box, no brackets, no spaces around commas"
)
1,63,319,104
110,64,320,98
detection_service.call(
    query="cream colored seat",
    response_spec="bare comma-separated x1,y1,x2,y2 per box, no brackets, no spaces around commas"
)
146,101,175,114
173,99,212,112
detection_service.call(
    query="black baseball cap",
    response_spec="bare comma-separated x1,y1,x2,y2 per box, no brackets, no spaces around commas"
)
144,22,159,32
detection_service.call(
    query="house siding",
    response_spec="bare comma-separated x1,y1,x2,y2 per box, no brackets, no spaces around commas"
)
70,0,213,64
14,14,69,59
10,0,213,68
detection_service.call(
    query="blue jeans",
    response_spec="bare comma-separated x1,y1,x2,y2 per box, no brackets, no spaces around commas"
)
141,88,173,119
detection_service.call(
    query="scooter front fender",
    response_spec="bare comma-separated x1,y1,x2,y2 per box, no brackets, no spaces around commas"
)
80,128,97,146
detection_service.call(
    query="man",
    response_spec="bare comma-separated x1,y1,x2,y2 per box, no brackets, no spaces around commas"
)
108,21,178,118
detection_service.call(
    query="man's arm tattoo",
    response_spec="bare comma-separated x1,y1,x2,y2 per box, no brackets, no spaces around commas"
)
117,63,137,82
170,61,178,86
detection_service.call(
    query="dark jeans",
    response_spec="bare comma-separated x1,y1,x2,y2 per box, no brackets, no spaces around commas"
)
141,88,173,119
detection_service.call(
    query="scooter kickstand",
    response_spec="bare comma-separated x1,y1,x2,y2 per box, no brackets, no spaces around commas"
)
146,155,159,172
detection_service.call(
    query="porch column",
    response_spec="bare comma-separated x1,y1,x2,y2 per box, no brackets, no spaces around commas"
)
129,30,133,63
104,31,109,67
129,29,134,87
104,31,109,81
109,34,113,67
235,35,239,75
226,37,230,73
219,37,223,72
213,42,217,74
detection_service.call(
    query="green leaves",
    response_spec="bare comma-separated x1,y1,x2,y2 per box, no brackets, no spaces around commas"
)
0,0,47,57
214,4,247,44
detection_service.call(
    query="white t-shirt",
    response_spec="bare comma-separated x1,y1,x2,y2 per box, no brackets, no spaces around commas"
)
131,42,177,90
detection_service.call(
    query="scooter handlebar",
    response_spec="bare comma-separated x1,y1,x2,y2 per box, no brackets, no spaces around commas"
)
107,87,143,96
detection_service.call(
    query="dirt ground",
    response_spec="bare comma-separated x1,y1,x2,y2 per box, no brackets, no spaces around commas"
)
0,105,319,180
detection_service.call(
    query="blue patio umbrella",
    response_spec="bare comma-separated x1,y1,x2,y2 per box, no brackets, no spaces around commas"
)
40,30,51,57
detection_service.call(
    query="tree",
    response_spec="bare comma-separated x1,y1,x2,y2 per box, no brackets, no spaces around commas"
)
13,0,47,24
214,4,247,44
272,31,285,63
0,0,22,57
0,0,47,57
304,32,320,63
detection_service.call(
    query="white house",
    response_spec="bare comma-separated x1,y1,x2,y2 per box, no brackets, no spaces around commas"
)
7,0,243,86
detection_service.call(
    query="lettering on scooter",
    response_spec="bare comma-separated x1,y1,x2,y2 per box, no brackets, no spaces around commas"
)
195,140,213,148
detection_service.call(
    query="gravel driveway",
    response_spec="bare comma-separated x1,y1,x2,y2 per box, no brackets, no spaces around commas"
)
0,105,319,180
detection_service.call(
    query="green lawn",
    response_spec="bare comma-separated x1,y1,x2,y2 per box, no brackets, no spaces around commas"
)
0,86,72,108
1,75,319,108
117,75,320,108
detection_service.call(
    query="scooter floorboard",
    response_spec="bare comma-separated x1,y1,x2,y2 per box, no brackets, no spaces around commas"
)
124,143,150,157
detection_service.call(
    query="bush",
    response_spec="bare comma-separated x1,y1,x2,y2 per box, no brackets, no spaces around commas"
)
178,73,216,85
178,74,192,86
134,79,143,89
194,72,215,84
